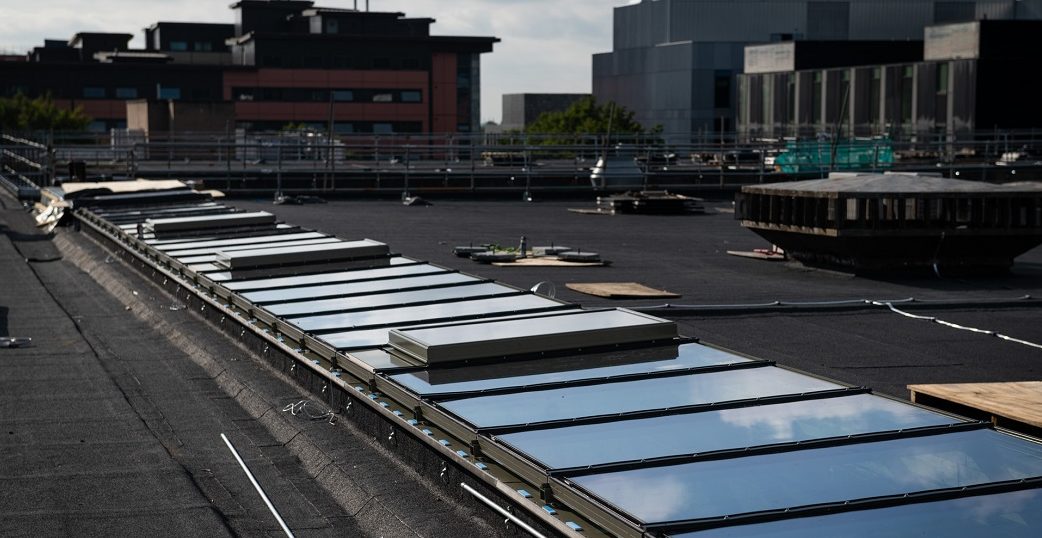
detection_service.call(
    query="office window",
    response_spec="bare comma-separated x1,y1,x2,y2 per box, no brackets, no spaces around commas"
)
869,67,881,129
116,87,138,99
326,19,339,34
812,72,823,125
158,87,181,100
900,66,914,124
83,87,106,98
169,41,188,52
400,91,422,103
87,121,107,132
194,41,213,52
937,63,949,95
332,90,354,102
714,70,731,109
372,93,393,103
373,123,394,134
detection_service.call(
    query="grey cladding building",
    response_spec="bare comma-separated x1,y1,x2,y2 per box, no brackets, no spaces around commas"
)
736,20,1042,140
592,0,1042,141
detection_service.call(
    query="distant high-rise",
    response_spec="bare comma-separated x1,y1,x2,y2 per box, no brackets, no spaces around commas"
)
592,0,1042,141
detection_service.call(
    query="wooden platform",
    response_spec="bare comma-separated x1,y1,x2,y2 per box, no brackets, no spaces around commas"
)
566,282,680,299
909,382,1042,435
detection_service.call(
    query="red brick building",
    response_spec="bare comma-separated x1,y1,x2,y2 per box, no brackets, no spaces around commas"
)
0,1,498,134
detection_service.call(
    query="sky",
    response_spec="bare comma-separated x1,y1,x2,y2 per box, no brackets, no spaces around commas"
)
0,0,639,123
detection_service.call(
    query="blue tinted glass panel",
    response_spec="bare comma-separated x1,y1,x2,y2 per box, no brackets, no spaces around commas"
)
440,367,841,428
573,429,1042,524
266,282,517,317
391,343,750,397
222,258,429,291
348,349,419,371
676,488,1042,538
500,394,961,469
291,295,562,332
319,310,582,350
242,272,478,304
320,327,400,349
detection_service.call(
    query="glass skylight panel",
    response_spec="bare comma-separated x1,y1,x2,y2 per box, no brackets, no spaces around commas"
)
499,393,962,469
222,259,431,291
265,282,517,317
390,343,750,397
674,488,1042,538
172,238,343,263
440,367,841,428
571,429,1042,525
348,349,420,371
241,272,479,304
290,295,561,332
145,211,276,233
201,254,408,282
156,232,327,253
317,310,582,350
147,224,297,246
319,327,404,350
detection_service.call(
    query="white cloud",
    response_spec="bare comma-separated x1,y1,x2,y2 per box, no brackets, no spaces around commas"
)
0,0,636,122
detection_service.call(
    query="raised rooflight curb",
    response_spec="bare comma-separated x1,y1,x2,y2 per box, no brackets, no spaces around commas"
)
145,211,276,234
215,239,389,270
387,309,678,364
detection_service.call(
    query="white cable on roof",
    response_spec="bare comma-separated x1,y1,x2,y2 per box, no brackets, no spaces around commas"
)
872,301,1042,351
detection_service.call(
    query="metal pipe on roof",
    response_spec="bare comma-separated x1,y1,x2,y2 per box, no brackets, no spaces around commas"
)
460,482,547,538
221,433,296,538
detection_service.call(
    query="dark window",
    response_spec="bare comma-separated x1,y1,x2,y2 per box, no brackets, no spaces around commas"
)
83,87,106,98
158,87,181,100
869,67,881,129
373,123,394,134
373,57,390,69
900,66,914,124
936,63,949,95
325,19,339,34
786,74,795,124
812,72,823,125
332,90,354,102
116,87,138,99
714,70,731,109
191,88,210,101
169,41,188,52
400,91,421,103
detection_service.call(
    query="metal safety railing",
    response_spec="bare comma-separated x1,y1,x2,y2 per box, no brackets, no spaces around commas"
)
2,129,1039,197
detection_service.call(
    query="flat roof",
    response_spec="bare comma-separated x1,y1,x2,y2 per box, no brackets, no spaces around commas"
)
744,172,1042,195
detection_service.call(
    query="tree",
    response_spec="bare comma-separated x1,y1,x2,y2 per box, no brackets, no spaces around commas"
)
524,97,658,144
0,93,92,132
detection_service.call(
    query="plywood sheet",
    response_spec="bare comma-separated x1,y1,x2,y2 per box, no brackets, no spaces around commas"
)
492,257,608,267
566,282,680,299
909,382,1042,428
